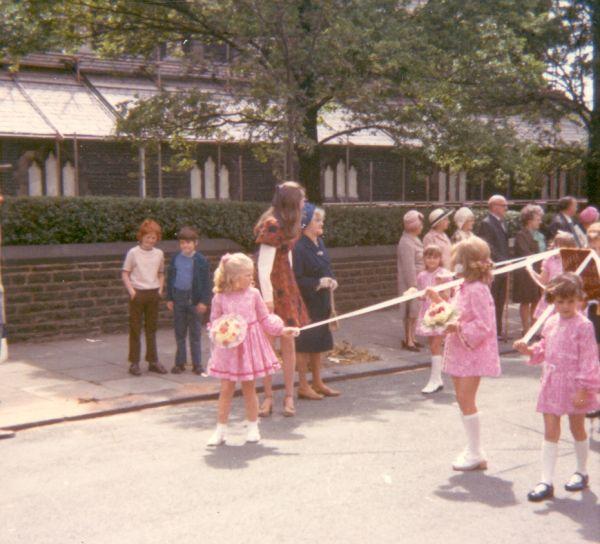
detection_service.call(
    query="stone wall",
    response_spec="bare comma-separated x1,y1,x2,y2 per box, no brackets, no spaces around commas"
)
2,241,397,343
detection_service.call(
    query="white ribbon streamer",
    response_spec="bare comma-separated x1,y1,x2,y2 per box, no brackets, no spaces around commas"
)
299,248,560,332
521,250,599,343
525,261,547,290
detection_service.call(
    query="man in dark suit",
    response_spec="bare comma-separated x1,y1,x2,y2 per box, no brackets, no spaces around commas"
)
477,195,509,337
548,196,583,247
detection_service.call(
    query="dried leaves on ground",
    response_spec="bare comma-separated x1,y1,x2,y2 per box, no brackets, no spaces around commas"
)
326,341,380,365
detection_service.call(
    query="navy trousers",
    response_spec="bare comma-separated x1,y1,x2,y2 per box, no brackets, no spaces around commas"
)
173,289,202,368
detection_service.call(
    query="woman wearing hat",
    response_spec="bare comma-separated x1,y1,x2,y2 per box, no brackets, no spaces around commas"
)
397,210,425,351
292,203,341,399
423,208,453,269
452,207,475,244
579,206,599,234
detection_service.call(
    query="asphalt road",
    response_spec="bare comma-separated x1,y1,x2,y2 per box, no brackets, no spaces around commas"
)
2,356,599,544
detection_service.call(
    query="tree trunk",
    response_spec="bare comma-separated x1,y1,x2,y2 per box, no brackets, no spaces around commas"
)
587,0,600,205
297,106,322,203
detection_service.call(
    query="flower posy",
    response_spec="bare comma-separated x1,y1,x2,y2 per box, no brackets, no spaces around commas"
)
422,301,458,333
209,314,248,348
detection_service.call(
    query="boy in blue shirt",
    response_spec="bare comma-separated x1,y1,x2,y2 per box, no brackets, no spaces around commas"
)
166,226,212,374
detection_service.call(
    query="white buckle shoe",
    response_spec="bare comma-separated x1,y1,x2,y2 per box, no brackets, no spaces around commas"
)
207,427,226,447
421,380,444,394
452,450,487,471
246,424,261,444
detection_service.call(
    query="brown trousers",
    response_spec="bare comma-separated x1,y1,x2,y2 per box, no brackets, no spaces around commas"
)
128,289,160,364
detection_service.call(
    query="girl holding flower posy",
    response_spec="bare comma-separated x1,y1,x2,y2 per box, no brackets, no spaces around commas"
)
416,244,450,394
206,253,299,446
514,274,600,502
427,236,500,471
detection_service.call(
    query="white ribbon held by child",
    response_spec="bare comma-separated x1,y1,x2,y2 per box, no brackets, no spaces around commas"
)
299,248,561,332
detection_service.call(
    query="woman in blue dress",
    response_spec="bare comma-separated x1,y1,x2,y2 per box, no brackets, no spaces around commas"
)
293,203,341,400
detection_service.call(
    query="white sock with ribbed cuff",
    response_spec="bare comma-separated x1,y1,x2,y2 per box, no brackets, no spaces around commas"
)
541,440,558,485
422,355,444,393
461,412,482,459
574,439,589,476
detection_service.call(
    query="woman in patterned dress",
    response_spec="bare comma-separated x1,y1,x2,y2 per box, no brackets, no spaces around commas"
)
255,181,310,417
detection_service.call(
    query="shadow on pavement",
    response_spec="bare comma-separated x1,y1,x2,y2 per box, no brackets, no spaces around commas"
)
434,472,518,507
203,443,298,470
532,490,600,543
157,367,455,439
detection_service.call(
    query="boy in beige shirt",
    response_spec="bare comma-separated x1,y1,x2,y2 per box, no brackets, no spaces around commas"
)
122,219,166,376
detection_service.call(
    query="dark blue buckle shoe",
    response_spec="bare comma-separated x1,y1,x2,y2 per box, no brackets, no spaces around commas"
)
565,472,589,492
527,483,554,502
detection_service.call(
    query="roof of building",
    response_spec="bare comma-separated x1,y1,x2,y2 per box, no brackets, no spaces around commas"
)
0,57,589,148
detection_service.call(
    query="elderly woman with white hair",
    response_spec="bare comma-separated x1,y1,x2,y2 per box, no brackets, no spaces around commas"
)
451,207,475,244
292,203,341,399
397,210,425,351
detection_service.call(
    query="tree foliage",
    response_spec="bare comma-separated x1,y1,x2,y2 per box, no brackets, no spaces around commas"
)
0,0,589,201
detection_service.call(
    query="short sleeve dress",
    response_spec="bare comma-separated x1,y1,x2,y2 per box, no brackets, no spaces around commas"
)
415,267,450,337
256,216,310,328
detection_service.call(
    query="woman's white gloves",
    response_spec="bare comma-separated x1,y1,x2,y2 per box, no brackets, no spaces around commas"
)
317,277,338,290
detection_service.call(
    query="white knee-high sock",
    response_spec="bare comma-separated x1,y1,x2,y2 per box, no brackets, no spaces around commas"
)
461,413,481,458
574,439,589,476
431,355,443,384
541,441,558,485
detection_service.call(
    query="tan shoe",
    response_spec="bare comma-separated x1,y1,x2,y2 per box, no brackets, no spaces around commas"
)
298,386,324,400
258,396,273,418
313,384,341,397
283,395,296,417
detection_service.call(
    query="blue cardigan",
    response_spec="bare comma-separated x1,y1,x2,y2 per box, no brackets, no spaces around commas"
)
292,235,335,320
166,251,212,305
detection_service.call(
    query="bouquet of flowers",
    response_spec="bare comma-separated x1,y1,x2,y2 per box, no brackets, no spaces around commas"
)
422,301,458,334
209,314,248,349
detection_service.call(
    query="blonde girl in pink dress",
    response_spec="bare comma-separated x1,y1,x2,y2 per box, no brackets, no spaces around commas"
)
206,253,299,446
427,236,500,471
416,245,450,394
514,274,600,502
531,231,577,318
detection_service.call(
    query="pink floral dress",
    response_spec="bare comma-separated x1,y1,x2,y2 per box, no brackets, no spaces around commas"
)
443,281,501,377
527,312,600,415
208,287,283,382
416,267,450,337
533,254,563,318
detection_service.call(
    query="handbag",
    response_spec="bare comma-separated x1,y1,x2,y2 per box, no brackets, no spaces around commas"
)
328,288,340,332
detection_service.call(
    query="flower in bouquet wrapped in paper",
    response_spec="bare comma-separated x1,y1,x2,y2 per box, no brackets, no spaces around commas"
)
209,314,248,349
422,301,458,332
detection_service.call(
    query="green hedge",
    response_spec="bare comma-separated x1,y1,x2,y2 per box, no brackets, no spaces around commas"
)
0,196,522,249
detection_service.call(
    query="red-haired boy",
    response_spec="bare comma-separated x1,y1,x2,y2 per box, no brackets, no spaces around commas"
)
122,219,167,375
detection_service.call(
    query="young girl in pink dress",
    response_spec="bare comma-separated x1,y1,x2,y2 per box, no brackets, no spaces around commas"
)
416,245,450,394
531,231,577,318
427,236,500,471
514,273,600,502
206,253,299,446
